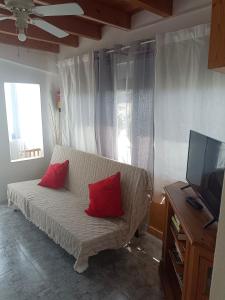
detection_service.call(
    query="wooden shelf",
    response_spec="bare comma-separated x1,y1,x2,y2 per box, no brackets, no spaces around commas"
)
169,249,184,290
161,182,217,300
170,225,186,262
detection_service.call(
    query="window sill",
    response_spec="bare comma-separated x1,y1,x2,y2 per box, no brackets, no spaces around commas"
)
11,155,44,163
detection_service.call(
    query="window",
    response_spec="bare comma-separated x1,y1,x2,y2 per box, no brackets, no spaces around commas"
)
115,61,133,165
116,91,132,164
4,83,44,162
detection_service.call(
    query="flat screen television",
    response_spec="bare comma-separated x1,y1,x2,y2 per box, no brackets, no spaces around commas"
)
186,130,225,226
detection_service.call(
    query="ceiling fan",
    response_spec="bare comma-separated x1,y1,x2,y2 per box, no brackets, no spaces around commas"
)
0,0,84,42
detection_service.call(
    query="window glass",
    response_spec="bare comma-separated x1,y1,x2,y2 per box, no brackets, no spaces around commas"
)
115,61,133,164
116,91,132,164
4,83,44,162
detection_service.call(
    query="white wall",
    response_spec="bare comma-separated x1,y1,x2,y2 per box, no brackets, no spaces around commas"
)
0,43,57,73
59,0,212,59
0,46,58,203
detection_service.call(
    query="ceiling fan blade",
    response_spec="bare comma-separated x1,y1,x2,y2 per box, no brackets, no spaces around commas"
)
32,3,84,17
31,19,69,38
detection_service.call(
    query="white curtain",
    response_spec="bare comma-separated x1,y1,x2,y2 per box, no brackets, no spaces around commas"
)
154,24,225,201
58,53,97,154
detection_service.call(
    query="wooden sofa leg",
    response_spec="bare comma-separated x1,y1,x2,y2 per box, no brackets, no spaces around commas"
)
74,256,89,273
135,229,139,238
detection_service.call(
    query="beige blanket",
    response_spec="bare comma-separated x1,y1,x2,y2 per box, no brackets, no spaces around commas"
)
8,146,151,272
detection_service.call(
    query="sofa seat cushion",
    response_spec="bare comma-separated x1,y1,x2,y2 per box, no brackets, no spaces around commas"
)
8,180,129,260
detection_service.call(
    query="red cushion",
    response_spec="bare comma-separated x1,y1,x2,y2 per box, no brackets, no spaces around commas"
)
38,160,69,189
85,172,124,218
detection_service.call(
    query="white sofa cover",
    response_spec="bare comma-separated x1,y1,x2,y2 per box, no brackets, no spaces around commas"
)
7,145,151,273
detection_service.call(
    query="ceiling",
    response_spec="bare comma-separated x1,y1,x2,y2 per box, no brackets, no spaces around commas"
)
0,0,173,53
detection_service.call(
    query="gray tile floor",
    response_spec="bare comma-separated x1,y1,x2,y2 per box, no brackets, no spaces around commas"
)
0,205,165,300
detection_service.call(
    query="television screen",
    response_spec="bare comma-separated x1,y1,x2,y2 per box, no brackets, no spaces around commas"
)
186,131,225,221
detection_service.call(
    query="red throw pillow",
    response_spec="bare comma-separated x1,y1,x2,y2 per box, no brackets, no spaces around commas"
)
85,172,124,218
38,160,69,189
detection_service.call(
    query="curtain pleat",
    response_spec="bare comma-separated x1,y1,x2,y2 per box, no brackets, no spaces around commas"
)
58,53,97,154
94,50,116,159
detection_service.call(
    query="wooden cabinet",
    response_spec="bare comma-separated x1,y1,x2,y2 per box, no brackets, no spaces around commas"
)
149,201,166,240
160,182,217,300
208,0,225,72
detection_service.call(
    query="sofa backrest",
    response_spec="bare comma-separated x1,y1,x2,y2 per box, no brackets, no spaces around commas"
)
51,145,151,235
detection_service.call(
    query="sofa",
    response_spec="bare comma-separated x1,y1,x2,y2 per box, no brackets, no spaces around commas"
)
7,145,151,273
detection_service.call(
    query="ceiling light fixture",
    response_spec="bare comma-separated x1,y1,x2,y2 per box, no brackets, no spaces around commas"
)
0,0,84,42
18,28,26,42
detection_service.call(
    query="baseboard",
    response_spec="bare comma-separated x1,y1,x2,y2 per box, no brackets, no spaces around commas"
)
0,200,8,205
148,225,163,240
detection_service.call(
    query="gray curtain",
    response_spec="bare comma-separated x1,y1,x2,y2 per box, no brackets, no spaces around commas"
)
94,42,155,181
94,50,115,159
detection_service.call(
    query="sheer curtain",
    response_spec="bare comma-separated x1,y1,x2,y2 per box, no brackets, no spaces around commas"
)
95,43,155,179
154,24,225,201
58,44,155,185
58,53,97,154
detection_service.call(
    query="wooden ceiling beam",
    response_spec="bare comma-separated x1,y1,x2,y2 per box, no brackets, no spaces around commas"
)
0,20,79,47
0,32,59,53
33,0,131,29
132,0,173,16
43,16,102,40
0,7,10,16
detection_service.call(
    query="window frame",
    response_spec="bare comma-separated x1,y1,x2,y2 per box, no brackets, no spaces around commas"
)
4,82,45,163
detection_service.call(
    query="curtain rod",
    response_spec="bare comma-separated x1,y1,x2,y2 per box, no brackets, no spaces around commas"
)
57,38,156,65
105,39,155,54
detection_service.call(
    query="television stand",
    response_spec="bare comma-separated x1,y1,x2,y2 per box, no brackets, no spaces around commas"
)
160,181,217,300
204,218,217,229
180,184,191,190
